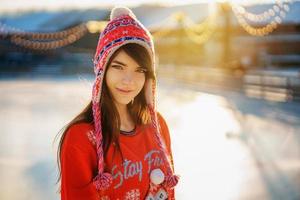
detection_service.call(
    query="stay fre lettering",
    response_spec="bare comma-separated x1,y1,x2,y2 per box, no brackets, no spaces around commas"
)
111,149,165,189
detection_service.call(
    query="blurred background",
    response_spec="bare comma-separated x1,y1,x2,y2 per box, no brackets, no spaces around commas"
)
0,0,300,199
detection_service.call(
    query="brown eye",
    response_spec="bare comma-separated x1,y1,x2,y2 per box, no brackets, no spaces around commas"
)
136,68,147,73
112,65,123,70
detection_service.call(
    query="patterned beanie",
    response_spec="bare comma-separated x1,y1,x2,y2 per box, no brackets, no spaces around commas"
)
91,6,179,191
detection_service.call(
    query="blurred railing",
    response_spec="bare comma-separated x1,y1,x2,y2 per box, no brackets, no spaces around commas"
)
244,69,300,102
158,65,300,103
157,65,243,92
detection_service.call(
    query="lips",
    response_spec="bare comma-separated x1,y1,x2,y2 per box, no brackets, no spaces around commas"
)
116,88,133,94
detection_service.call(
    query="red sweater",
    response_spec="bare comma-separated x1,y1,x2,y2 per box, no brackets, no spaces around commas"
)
60,114,175,200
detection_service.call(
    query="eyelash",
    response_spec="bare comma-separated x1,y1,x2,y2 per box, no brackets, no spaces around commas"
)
111,65,147,73
112,65,123,70
137,69,147,73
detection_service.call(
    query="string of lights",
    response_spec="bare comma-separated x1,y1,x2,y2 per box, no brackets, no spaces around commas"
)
231,0,291,22
10,25,88,50
181,3,218,44
152,8,217,45
0,1,294,51
230,0,292,36
0,22,87,39
184,25,216,44
149,13,178,40
184,15,213,34
182,14,217,44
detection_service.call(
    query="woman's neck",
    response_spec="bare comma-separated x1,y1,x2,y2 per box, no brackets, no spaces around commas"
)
115,102,135,131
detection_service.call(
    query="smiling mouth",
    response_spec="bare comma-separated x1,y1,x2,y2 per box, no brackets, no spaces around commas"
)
116,88,133,94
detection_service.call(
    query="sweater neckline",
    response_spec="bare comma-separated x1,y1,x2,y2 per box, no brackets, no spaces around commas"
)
120,125,137,136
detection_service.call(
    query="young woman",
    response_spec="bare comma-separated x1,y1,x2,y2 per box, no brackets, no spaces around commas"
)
56,6,179,200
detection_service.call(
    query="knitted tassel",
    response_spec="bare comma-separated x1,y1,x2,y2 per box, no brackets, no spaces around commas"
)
148,79,180,189
148,105,180,190
163,174,180,189
93,172,113,190
92,75,114,191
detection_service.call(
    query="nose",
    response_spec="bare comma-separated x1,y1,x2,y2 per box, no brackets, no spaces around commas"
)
122,71,135,85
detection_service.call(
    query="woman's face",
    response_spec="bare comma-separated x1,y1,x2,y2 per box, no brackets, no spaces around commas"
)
105,49,147,106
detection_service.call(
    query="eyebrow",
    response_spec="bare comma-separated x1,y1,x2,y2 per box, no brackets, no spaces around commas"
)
111,60,127,66
111,60,143,68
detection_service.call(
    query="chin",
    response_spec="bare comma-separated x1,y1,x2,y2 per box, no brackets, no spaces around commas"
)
115,99,132,106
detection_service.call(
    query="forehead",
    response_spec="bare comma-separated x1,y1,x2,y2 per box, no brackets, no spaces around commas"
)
111,50,141,67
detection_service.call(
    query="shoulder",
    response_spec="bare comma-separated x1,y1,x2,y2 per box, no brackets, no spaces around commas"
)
157,112,166,125
157,112,169,133
156,112,171,148
63,122,96,151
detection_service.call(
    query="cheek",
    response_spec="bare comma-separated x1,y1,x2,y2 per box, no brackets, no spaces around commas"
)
105,68,116,91
136,75,146,90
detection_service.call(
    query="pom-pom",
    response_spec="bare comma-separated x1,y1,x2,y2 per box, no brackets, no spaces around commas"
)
93,172,113,190
150,168,165,185
163,174,180,189
110,6,136,20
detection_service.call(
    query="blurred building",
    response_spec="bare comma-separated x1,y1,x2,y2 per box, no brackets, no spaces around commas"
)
1,2,300,70
0,2,299,101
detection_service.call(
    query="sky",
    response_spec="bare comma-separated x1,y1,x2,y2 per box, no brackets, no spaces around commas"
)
0,0,282,13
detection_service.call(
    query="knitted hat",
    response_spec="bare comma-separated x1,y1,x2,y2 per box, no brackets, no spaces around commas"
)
91,6,179,191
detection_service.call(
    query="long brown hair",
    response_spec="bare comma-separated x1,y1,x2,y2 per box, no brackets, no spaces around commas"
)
54,43,155,186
